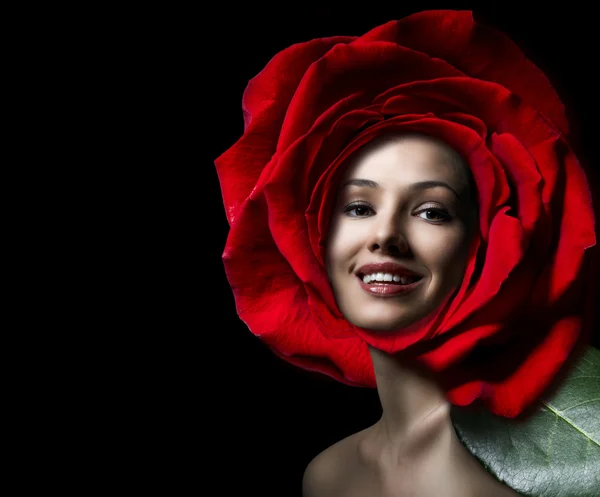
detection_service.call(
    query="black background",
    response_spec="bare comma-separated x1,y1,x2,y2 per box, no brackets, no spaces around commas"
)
6,3,599,497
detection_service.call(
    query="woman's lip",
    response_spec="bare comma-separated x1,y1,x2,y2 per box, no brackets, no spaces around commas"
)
357,275,422,296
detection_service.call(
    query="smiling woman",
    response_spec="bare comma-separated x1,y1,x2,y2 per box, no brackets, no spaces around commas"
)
214,8,598,497
326,134,476,333
312,134,520,496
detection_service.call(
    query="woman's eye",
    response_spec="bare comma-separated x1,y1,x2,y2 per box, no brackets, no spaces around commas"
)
416,208,451,222
344,203,374,217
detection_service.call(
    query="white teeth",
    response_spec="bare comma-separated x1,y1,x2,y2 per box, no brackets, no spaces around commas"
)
361,272,417,284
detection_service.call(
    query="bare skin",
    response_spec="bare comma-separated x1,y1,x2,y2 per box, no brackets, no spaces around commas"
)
302,346,521,497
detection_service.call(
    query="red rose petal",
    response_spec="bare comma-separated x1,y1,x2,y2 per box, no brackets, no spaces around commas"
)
277,42,464,152
215,36,354,225
357,10,568,135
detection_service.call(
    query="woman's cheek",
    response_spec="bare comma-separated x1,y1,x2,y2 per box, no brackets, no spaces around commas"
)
411,223,470,273
334,220,365,251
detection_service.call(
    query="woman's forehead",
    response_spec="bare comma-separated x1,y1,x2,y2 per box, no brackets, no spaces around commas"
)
341,134,470,190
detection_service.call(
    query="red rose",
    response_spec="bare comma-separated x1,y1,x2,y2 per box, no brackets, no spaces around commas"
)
214,10,596,417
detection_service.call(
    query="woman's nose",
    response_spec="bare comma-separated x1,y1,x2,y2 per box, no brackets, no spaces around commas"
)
369,218,410,255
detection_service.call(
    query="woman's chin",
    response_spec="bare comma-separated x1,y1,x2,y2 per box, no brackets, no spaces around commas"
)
353,314,422,333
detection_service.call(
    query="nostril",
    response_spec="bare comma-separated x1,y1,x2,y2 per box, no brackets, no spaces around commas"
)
382,245,404,256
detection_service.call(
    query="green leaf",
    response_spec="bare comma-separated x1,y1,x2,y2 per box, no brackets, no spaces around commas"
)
451,346,600,497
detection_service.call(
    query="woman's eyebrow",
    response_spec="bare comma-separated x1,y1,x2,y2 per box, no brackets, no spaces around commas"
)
342,178,380,189
343,178,460,198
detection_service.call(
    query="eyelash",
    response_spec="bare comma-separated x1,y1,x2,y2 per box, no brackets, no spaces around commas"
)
343,201,452,223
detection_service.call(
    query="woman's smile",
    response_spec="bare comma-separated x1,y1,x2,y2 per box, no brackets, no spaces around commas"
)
357,273,424,296
355,261,425,297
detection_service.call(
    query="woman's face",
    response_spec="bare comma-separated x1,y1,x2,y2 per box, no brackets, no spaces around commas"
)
325,134,477,331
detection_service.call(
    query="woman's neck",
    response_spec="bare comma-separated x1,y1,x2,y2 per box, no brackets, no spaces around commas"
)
360,346,520,496
367,345,451,457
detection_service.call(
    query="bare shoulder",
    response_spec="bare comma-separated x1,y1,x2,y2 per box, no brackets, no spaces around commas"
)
301,446,339,497
301,429,367,497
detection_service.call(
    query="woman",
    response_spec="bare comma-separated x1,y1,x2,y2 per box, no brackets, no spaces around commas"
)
302,132,519,496
214,9,598,496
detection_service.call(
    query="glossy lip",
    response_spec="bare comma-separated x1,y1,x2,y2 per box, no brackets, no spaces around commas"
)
355,261,424,298
355,261,423,278
357,274,423,297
